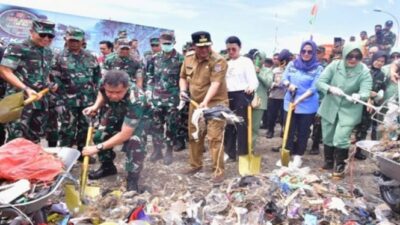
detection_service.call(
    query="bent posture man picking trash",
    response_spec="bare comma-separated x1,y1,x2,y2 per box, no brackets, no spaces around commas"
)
82,70,146,192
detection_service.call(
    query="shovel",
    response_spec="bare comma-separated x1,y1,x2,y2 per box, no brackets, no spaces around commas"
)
239,105,261,176
280,91,296,167
64,117,100,212
0,88,49,123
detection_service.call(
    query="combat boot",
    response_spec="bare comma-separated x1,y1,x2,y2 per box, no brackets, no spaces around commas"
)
321,145,334,170
89,163,117,180
126,172,139,192
149,147,163,162
332,148,349,178
354,147,366,160
163,146,173,165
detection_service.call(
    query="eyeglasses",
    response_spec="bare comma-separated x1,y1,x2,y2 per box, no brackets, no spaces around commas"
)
301,49,313,55
227,48,238,52
346,53,362,60
151,44,159,47
391,54,400,59
38,33,55,39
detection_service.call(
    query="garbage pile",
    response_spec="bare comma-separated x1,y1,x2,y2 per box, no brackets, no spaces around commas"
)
72,166,399,225
369,140,400,163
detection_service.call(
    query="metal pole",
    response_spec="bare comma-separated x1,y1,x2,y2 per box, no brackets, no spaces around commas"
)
374,9,400,47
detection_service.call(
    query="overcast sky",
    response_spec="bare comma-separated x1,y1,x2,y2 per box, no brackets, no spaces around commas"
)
1,0,399,56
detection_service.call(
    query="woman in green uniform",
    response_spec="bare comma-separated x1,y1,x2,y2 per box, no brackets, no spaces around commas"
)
317,43,372,177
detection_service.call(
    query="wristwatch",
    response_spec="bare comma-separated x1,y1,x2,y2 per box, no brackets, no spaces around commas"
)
96,143,104,151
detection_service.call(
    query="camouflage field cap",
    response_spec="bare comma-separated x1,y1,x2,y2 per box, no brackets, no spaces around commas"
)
117,38,131,49
160,31,175,43
32,19,55,35
65,26,85,41
191,31,212,47
150,37,160,45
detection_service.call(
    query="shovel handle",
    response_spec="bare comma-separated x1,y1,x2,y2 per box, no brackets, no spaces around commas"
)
343,93,377,110
80,119,95,197
23,88,50,105
190,99,199,108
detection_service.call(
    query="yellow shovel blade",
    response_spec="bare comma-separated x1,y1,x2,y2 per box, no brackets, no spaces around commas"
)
238,154,261,176
0,92,24,123
64,184,101,213
281,148,290,167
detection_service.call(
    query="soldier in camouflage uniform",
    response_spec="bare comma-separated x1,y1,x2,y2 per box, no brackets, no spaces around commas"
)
104,39,144,89
53,27,101,158
0,19,56,143
381,20,397,55
354,51,387,159
146,32,184,165
82,70,146,191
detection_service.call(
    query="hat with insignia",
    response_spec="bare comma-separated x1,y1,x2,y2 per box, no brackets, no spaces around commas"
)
117,38,131,49
160,31,175,43
191,31,212,47
65,26,85,41
150,37,160,45
32,19,55,35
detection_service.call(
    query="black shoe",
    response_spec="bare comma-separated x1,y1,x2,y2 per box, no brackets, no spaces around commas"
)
173,141,186,152
309,144,320,155
354,148,367,160
149,149,163,162
89,163,117,180
271,146,280,152
225,157,236,163
78,155,96,164
163,148,173,165
266,131,274,139
127,173,139,192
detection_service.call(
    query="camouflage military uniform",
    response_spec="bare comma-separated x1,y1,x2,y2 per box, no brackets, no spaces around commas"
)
104,53,143,84
95,81,147,177
53,47,100,150
146,50,183,152
382,30,396,54
354,66,386,141
1,39,54,143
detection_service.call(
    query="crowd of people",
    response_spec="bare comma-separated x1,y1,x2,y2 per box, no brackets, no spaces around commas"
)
0,18,399,192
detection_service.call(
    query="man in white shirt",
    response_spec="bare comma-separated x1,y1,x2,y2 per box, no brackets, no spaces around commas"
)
224,36,259,162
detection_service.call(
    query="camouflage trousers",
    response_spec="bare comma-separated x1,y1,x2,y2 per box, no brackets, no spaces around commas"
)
175,102,189,144
7,105,48,143
59,107,88,150
152,105,179,150
94,117,145,174
46,106,59,147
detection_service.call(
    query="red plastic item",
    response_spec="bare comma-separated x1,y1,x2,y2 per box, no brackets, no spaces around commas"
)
0,138,63,182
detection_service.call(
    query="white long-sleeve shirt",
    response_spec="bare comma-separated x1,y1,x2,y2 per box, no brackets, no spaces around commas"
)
226,56,259,92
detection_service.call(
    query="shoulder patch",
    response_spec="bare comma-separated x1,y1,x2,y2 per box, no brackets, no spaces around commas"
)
213,63,222,73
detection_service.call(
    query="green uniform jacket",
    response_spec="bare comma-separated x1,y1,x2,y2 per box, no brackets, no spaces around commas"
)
317,44,372,126
255,67,273,110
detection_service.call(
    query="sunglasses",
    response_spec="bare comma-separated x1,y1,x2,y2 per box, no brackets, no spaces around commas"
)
38,33,55,39
346,53,362,60
301,49,313,55
151,44,159,47
391,54,400,59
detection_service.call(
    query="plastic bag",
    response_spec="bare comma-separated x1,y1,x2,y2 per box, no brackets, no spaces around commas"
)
0,138,63,182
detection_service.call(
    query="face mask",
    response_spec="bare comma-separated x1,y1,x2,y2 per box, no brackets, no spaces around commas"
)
162,43,174,53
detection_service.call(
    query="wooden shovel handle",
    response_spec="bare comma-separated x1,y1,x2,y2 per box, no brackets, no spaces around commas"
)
23,88,50,105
